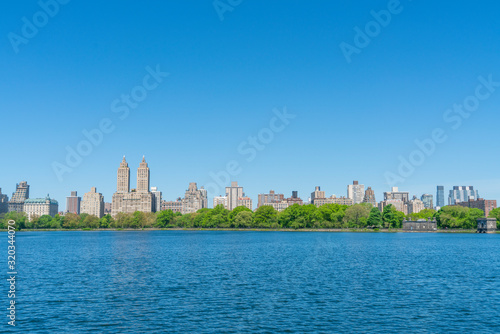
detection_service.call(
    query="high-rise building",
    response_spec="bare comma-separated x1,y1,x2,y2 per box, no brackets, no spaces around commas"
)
104,202,112,215
258,190,285,208
161,198,183,213
448,186,479,205
0,188,8,214
378,199,407,215
421,194,433,209
23,195,58,220
237,197,253,210
436,186,445,208
225,182,244,210
456,198,497,217
362,187,377,207
66,191,81,215
182,182,208,214
313,196,353,207
286,191,303,205
347,181,365,204
384,187,409,203
81,187,104,218
8,181,29,213
213,196,228,209
408,197,425,214
112,156,154,217
151,187,162,213
311,186,325,204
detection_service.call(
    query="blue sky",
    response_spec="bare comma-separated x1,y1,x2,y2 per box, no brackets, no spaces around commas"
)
1,0,500,211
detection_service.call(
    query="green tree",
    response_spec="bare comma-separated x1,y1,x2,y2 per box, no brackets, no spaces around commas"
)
343,203,371,228
156,210,175,227
382,204,400,228
253,205,278,228
234,211,253,228
367,207,383,227
229,206,252,224
489,208,500,229
99,214,113,228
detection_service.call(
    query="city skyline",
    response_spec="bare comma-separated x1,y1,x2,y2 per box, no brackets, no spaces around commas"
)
0,157,496,212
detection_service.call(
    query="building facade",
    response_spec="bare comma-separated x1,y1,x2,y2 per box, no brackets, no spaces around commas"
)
226,182,244,210
384,187,409,203
0,188,8,214
66,191,81,215
258,190,285,208
379,199,407,214
477,218,496,233
181,182,208,214
408,197,425,214
8,181,29,213
448,186,479,205
456,198,497,217
403,218,437,232
151,187,162,213
311,186,325,204
421,194,433,209
161,198,183,213
213,196,228,209
111,156,154,217
362,187,377,207
286,191,303,206
237,197,253,210
313,196,354,207
436,185,445,208
347,181,365,205
81,187,104,218
24,195,58,220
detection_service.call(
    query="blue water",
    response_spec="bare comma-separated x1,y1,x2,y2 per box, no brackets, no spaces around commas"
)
5,231,500,333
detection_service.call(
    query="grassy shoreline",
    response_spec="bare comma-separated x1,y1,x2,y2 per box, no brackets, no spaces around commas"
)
1,228,491,233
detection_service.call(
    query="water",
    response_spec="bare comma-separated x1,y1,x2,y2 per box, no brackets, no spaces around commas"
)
5,231,500,333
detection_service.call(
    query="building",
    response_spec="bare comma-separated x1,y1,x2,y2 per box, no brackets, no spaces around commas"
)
213,196,228,209
448,186,479,205
408,197,425,214
151,187,162,213
347,181,365,205
104,202,112,215
384,187,409,203
477,218,496,233
313,196,353,207
362,187,377,207
286,191,303,206
379,199,407,214
311,186,326,204
161,198,183,213
436,186,445,208
181,182,208,214
80,187,104,218
456,198,497,217
24,195,58,220
258,190,285,208
0,188,8,214
403,218,437,232
226,182,244,210
111,156,154,217
237,197,253,210
8,181,29,213
66,191,81,214
421,194,433,209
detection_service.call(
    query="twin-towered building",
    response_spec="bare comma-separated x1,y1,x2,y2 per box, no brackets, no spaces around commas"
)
111,156,155,217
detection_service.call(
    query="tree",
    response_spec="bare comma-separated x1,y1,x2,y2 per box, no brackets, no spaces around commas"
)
253,205,278,228
382,204,400,228
234,211,253,228
99,214,113,228
229,206,252,224
83,215,100,229
156,210,175,227
367,207,383,227
343,204,371,228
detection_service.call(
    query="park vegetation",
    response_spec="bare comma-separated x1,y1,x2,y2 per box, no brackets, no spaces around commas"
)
0,203,496,231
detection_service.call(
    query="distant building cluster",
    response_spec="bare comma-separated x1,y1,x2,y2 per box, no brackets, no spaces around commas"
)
1,157,497,220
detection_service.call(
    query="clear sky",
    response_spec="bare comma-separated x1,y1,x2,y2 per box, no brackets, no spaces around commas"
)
1,0,500,211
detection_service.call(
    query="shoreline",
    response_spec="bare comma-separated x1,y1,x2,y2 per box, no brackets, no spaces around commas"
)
1,228,494,233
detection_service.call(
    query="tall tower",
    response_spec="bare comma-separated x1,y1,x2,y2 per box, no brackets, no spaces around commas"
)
137,156,150,193
117,156,130,193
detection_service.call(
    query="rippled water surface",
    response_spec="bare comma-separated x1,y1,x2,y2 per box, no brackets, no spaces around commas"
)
7,231,500,333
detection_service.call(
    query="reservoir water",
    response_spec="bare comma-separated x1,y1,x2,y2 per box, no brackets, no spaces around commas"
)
9,231,500,333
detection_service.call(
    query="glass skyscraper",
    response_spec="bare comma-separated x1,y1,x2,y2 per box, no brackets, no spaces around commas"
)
436,186,445,208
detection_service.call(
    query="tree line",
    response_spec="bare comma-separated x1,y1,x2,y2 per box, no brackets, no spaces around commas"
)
1,203,497,230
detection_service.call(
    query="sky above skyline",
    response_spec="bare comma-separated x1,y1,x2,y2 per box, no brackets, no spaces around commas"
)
2,1,500,211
